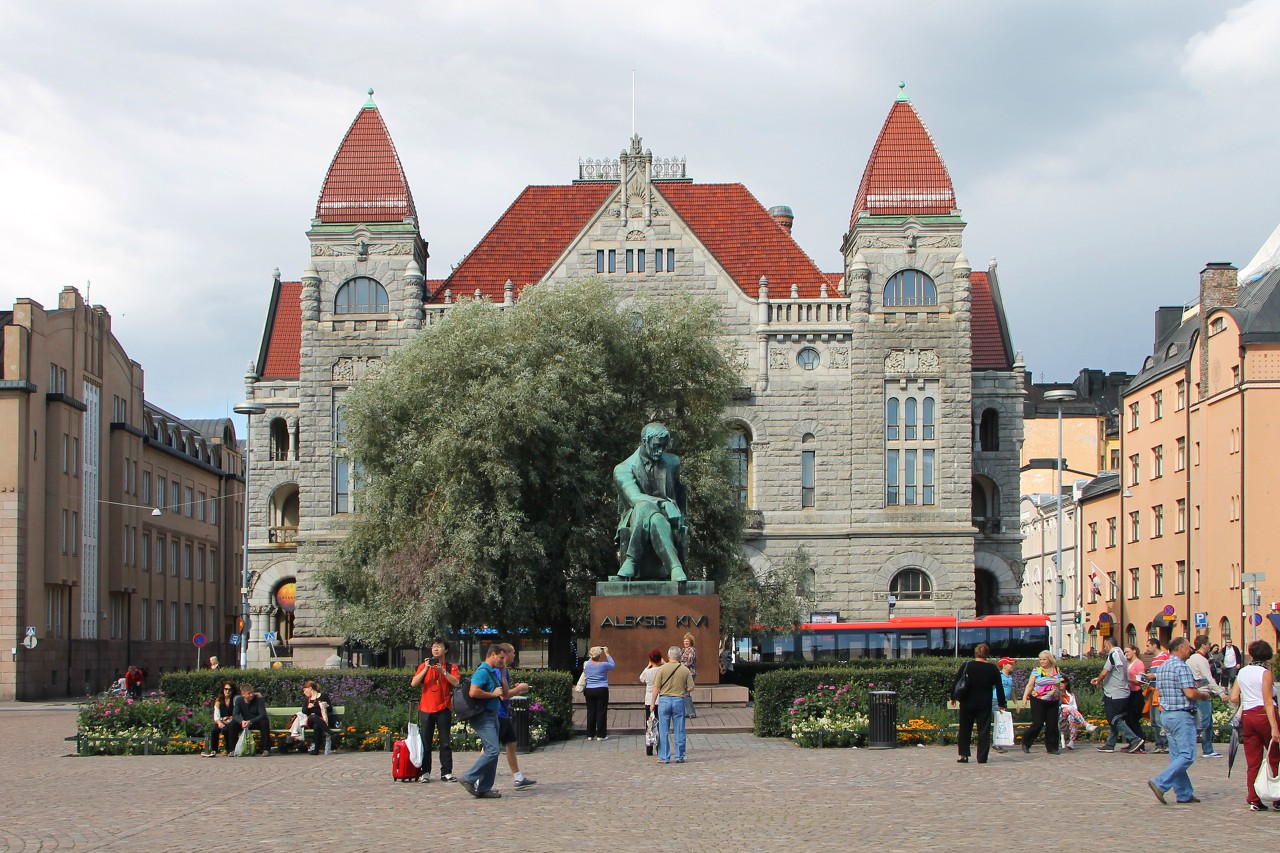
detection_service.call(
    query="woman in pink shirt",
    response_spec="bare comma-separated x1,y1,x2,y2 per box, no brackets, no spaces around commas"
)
1124,644,1147,747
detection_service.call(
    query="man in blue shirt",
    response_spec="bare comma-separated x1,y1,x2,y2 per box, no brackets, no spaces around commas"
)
461,645,507,799
1148,637,1211,805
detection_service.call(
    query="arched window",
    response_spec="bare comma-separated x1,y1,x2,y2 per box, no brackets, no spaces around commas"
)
922,397,935,440
728,427,751,509
1219,616,1232,643
890,568,932,601
1125,624,1138,649
268,418,290,462
886,398,899,440
269,484,299,544
972,476,1000,532
334,276,388,314
1145,622,1157,640
883,269,938,307
905,398,917,440
979,408,1000,451
796,347,820,370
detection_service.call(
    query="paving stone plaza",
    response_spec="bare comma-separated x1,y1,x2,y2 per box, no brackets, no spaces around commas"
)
3,702,1277,852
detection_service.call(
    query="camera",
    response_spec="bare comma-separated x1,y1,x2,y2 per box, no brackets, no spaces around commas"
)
427,656,439,666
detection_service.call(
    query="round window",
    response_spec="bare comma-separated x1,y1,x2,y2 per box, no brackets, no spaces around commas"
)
797,347,820,370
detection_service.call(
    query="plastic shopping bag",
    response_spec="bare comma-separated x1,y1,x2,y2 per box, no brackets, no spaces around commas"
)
993,710,1015,748
406,722,424,769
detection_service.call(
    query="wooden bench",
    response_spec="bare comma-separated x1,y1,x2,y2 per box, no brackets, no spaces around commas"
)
265,706,345,753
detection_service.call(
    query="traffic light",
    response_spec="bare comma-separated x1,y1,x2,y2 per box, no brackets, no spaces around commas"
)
1074,612,1082,624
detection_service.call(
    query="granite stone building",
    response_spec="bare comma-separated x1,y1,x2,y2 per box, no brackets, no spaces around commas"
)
246,90,1025,668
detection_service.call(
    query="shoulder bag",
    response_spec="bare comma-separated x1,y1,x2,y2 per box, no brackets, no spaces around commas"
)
1257,741,1280,802
451,675,486,722
950,661,972,702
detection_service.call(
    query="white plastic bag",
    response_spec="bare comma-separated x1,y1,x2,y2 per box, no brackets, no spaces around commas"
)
1255,742,1280,802
993,710,1015,748
288,712,307,741
406,722,424,769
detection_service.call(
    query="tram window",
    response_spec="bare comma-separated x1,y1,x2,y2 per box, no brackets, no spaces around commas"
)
899,632,929,658
1006,627,1045,658
987,628,1011,654
957,628,984,657
804,632,838,661
929,629,954,655
759,634,795,662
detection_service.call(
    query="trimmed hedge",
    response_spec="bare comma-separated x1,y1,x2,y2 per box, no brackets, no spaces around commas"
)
161,667,575,743
753,658,1109,738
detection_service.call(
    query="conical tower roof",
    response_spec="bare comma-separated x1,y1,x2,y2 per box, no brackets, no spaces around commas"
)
314,91,417,224
849,90,955,227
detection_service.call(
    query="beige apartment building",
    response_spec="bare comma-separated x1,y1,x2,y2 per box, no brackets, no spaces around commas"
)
0,287,243,700
1071,261,1280,655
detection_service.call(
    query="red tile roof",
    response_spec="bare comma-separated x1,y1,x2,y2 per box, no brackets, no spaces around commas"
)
315,105,416,224
850,100,956,227
261,281,301,379
435,183,615,302
823,272,844,293
970,271,1011,370
657,183,829,297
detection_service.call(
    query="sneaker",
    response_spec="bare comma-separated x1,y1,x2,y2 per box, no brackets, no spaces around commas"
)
1153,747,1169,754
459,780,477,797
441,774,457,782
476,791,502,799
419,776,432,783
598,736,609,741
1085,723,1098,732
675,757,685,763
1203,752,1223,758
200,751,216,757
513,778,537,789
1249,803,1269,812
1127,745,1147,755
1176,797,1202,804
1096,746,1116,752
585,736,595,741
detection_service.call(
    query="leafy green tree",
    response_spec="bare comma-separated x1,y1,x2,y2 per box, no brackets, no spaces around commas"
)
319,279,745,668
719,546,819,638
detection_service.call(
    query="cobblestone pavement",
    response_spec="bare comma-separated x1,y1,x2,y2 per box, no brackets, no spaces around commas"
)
4,703,1280,853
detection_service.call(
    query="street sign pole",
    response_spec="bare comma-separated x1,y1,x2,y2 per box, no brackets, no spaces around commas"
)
1244,573,1267,643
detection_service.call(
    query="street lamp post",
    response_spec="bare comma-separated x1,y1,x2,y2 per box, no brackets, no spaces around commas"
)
233,401,266,669
1043,389,1077,655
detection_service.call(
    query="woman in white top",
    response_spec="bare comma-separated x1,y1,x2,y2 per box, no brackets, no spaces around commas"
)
639,648,664,756
1230,640,1280,811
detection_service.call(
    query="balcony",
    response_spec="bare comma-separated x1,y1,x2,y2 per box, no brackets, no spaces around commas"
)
269,526,298,546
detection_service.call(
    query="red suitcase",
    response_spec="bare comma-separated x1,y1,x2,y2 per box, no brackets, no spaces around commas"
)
391,739,420,782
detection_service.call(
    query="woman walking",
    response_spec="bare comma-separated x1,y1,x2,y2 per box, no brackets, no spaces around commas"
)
1229,640,1280,811
583,645,615,741
955,643,1007,764
639,648,664,756
1020,650,1063,754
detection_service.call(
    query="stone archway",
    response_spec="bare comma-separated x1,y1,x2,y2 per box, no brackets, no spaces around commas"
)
974,550,1020,615
975,569,999,617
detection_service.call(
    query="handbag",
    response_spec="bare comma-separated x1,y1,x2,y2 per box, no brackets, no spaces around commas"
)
993,710,1015,748
574,669,587,694
1256,742,1280,802
950,662,972,702
683,694,696,719
645,711,659,747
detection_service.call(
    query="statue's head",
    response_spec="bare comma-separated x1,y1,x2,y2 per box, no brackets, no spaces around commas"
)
640,422,671,461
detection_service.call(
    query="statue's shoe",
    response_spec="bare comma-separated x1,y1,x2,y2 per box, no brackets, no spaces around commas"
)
618,559,636,579
670,566,687,582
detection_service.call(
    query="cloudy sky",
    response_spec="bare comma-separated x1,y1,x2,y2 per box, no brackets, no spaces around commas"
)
2,1,1278,425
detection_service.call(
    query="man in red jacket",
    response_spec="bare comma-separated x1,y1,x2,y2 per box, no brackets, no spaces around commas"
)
410,639,461,782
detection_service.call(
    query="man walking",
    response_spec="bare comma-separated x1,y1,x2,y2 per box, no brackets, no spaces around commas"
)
1091,635,1144,753
1148,637,1211,804
1188,635,1226,758
460,644,506,799
1221,641,1241,689
653,645,695,764
496,643,536,790
1145,638,1170,753
410,639,460,783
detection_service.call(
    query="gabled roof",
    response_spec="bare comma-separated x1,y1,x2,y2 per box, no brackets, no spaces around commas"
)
315,100,416,224
971,270,1014,371
258,281,302,379
850,98,956,227
657,182,829,298
435,183,615,302
1230,264,1280,344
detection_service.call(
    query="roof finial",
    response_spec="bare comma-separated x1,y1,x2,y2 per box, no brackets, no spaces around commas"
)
896,81,908,102
364,88,377,109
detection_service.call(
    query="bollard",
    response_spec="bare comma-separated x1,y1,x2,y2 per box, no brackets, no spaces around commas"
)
868,690,898,749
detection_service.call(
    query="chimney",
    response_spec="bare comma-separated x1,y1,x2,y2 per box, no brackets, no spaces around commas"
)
1198,262,1238,400
1153,306,1182,349
768,205,794,234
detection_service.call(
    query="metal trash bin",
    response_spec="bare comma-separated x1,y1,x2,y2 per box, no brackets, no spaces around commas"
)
510,696,532,753
868,690,898,749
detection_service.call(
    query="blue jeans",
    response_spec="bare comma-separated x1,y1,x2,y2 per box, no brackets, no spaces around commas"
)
657,695,687,762
1195,699,1216,755
1148,703,1168,749
1151,709,1197,802
1102,695,1141,748
463,711,500,793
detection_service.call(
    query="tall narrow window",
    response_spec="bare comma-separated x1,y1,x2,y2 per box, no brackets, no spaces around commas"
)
904,449,917,505
922,449,935,505
801,434,816,508
922,398,935,440
729,429,750,510
886,399,899,440
596,249,605,273
636,249,645,272
979,409,1000,451
886,449,899,505
654,249,664,272
140,598,149,640
666,249,675,271
608,250,617,273
626,249,635,273
904,398,917,440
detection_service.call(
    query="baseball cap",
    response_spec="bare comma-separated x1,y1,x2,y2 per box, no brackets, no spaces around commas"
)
997,657,1016,667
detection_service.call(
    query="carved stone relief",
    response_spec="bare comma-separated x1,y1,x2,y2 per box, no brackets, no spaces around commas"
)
853,234,962,251
829,346,850,369
769,348,791,370
332,356,382,383
311,242,413,257
885,348,940,375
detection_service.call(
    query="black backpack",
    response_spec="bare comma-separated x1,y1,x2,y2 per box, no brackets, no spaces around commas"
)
451,677,486,721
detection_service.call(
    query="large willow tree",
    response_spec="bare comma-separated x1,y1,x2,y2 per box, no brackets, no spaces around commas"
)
320,279,746,668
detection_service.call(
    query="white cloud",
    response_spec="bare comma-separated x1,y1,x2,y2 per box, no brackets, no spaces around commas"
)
1184,0,1280,89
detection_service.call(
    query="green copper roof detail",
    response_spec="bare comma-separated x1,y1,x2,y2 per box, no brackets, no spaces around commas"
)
896,81,909,102
363,88,377,109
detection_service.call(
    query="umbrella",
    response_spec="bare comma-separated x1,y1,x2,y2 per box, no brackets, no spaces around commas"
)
1228,712,1242,777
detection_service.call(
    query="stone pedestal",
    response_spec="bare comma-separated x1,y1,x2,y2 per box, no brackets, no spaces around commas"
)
290,636,343,669
589,581,719,685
